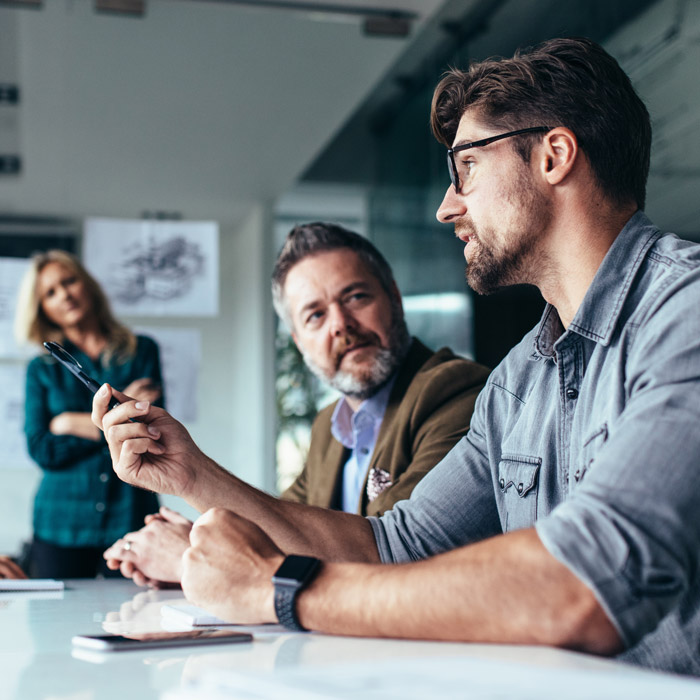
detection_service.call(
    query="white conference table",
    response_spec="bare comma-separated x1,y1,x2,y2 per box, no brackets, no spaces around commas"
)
1,578,699,700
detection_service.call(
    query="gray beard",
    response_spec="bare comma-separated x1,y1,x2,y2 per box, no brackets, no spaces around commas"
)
317,345,397,399
302,311,410,402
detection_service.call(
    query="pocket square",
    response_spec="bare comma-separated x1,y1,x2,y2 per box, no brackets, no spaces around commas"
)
367,467,392,502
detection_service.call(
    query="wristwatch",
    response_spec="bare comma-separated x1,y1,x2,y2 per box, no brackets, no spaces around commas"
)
272,554,321,631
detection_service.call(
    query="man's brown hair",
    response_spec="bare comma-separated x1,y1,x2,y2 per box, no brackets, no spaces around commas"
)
431,37,651,209
271,222,397,330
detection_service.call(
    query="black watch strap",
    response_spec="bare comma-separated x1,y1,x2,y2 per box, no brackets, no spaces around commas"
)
272,555,321,632
274,584,307,631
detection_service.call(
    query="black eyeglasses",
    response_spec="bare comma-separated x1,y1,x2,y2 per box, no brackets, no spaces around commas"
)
447,126,553,193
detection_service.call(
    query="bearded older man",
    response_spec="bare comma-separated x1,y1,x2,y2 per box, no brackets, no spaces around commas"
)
103,222,488,587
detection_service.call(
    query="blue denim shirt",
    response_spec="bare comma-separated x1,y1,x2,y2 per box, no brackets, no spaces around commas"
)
370,212,700,675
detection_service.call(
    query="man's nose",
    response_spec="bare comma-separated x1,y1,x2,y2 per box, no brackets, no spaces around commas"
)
328,304,356,336
436,184,467,223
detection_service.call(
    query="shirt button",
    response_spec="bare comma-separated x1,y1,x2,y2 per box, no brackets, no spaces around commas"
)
517,483,524,495
95,502,105,512
99,473,109,483
574,470,581,482
566,388,579,400
360,447,369,455
499,478,505,490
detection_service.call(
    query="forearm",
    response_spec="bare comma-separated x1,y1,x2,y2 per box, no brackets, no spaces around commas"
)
27,424,104,470
188,463,380,562
297,528,622,653
94,392,379,562
50,412,101,441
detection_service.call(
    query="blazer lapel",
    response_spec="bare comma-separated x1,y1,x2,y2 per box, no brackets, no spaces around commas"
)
360,338,431,510
314,435,348,510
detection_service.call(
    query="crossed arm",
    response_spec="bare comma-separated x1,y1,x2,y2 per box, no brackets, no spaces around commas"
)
92,385,621,654
49,379,163,442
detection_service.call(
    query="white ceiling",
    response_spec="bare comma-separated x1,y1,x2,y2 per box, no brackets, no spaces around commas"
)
3,0,696,240
0,0,446,224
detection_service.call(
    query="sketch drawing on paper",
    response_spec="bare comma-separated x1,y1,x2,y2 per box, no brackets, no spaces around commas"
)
111,236,206,304
84,218,219,317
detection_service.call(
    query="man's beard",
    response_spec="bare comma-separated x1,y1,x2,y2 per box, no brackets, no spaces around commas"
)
461,175,552,295
301,302,411,401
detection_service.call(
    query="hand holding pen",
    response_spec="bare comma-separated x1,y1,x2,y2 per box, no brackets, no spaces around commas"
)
91,381,215,503
43,341,161,409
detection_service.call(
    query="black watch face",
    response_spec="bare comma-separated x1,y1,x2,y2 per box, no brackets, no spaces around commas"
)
273,555,320,583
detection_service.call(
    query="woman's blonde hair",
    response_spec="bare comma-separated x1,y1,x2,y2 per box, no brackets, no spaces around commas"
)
14,249,136,364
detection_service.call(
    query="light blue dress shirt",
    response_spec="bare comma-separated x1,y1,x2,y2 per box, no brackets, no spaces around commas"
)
331,377,396,513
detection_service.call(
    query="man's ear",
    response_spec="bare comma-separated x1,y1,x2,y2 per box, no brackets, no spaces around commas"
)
540,127,578,185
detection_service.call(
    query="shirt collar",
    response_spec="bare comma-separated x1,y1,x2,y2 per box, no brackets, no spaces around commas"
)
330,374,397,449
534,211,662,357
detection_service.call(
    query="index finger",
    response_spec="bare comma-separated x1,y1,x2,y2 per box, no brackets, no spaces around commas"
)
90,383,116,431
91,384,150,432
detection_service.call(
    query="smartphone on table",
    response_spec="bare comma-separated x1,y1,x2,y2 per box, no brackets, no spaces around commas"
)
72,628,253,652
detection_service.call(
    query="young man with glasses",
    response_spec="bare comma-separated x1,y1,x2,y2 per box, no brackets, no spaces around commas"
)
94,37,700,675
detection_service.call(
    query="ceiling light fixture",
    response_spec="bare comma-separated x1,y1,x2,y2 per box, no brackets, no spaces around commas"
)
188,0,417,37
95,0,145,16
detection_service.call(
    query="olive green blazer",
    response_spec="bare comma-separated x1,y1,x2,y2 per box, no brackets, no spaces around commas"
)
281,338,490,516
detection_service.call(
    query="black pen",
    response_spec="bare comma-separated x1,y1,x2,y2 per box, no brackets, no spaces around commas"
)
43,341,122,411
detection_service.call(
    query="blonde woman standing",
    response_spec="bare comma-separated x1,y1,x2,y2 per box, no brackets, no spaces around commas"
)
15,250,164,578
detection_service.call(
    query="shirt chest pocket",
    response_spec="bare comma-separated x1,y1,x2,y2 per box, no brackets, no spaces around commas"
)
497,455,541,533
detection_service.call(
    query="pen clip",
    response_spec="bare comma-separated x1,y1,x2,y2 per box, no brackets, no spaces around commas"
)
43,340,128,416
43,341,87,378
43,341,103,396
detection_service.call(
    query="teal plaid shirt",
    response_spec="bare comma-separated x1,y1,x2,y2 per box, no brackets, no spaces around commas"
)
24,335,162,548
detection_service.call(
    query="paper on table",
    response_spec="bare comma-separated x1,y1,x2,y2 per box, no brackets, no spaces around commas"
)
161,603,286,636
0,579,64,592
161,603,234,627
